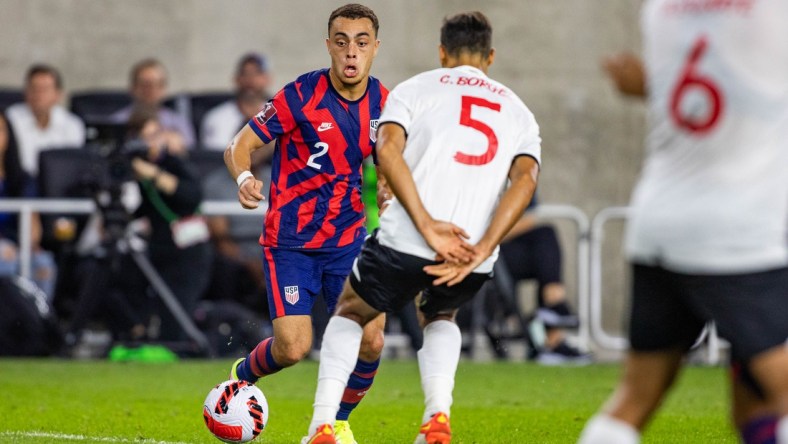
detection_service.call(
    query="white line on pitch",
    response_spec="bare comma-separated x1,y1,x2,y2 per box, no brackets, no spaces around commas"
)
0,430,191,444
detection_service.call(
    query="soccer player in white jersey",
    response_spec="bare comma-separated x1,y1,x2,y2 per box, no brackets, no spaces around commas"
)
301,11,541,444
579,1,788,443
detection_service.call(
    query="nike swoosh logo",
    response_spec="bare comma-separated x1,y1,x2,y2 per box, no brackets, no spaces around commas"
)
317,122,333,132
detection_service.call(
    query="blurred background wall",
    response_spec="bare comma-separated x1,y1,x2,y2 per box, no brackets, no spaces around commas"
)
0,0,647,341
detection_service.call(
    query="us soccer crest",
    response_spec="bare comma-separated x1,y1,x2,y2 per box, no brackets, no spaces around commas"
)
369,119,379,143
254,102,277,126
284,286,299,305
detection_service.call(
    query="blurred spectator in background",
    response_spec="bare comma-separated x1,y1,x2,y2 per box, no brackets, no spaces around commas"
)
66,109,210,349
200,53,272,151
0,113,56,299
202,144,272,312
112,58,195,150
493,195,590,364
5,64,85,176
126,108,210,340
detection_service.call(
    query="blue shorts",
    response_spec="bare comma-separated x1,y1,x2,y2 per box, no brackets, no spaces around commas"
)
262,244,361,320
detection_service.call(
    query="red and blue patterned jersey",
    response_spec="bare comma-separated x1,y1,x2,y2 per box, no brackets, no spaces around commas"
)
248,68,388,250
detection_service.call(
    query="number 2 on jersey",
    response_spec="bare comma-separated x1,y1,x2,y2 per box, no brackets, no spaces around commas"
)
307,142,329,170
454,96,501,166
669,36,724,134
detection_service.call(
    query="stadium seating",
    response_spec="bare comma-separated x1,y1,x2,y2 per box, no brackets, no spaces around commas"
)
0,88,24,112
188,149,226,178
69,90,131,122
182,92,235,140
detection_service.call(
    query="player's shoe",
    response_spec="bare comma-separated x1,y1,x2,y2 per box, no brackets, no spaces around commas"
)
536,302,580,329
414,412,451,444
300,424,336,444
229,357,245,380
536,341,592,366
333,420,357,444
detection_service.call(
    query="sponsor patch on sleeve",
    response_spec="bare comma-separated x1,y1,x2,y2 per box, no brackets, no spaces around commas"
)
254,102,278,126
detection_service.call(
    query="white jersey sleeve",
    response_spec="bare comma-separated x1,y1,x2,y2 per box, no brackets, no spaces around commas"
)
377,66,542,273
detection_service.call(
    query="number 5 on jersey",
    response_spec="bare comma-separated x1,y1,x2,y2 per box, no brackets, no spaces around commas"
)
455,95,501,166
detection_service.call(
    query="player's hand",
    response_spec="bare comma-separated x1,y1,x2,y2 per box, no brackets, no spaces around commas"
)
424,242,490,287
601,52,646,98
422,220,475,265
377,183,393,216
423,261,473,287
237,179,265,209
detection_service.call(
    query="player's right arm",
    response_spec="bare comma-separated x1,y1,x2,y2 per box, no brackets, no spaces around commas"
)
225,85,294,210
376,122,475,264
224,125,265,209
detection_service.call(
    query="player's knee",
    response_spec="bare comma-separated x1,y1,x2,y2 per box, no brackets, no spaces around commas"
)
273,339,311,366
360,328,385,358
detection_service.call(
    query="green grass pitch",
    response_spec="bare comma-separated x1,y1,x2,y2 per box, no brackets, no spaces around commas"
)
0,358,736,443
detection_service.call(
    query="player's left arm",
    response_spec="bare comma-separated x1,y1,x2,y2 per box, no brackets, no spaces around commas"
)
376,122,475,264
425,155,539,286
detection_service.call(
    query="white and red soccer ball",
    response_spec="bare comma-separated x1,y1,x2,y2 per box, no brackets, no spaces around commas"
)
203,380,268,443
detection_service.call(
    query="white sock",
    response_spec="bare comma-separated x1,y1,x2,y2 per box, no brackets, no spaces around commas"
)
778,415,788,444
308,316,363,436
417,320,462,424
577,414,640,444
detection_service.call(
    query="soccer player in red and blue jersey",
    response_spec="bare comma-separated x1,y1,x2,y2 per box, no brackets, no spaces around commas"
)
224,4,387,442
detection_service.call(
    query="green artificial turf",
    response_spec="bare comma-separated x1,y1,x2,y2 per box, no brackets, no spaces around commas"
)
0,358,735,443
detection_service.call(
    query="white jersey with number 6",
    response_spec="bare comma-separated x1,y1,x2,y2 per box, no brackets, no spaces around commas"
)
626,0,788,273
377,65,542,273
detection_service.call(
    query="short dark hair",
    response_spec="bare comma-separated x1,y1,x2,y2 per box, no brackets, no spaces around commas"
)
328,4,379,37
25,64,63,90
440,11,492,57
129,58,166,86
236,52,269,75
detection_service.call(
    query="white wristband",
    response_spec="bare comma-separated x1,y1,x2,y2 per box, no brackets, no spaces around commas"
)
236,171,255,188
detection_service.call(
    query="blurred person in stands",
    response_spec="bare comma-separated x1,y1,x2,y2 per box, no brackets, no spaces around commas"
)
200,53,273,151
579,1,788,443
5,64,85,176
112,58,195,150
202,144,272,312
488,193,590,365
0,113,56,299
126,109,210,340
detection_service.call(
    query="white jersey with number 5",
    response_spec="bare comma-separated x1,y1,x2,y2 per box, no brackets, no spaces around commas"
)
377,65,542,273
626,0,788,273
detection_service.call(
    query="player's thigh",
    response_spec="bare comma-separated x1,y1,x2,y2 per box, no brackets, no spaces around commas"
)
262,247,321,320
608,349,685,428
321,243,362,314
419,272,490,320
730,359,773,427
748,345,788,413
628,263,706,352
349,235,433,313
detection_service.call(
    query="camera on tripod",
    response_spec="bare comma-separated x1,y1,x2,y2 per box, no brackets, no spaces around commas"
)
85,121,149,188
83,121,150,242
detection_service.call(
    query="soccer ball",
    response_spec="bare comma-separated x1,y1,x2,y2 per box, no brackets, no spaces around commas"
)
203,380,268,443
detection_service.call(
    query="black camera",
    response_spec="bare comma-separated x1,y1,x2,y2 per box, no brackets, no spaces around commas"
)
85,121,149,186
82,121,151,242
